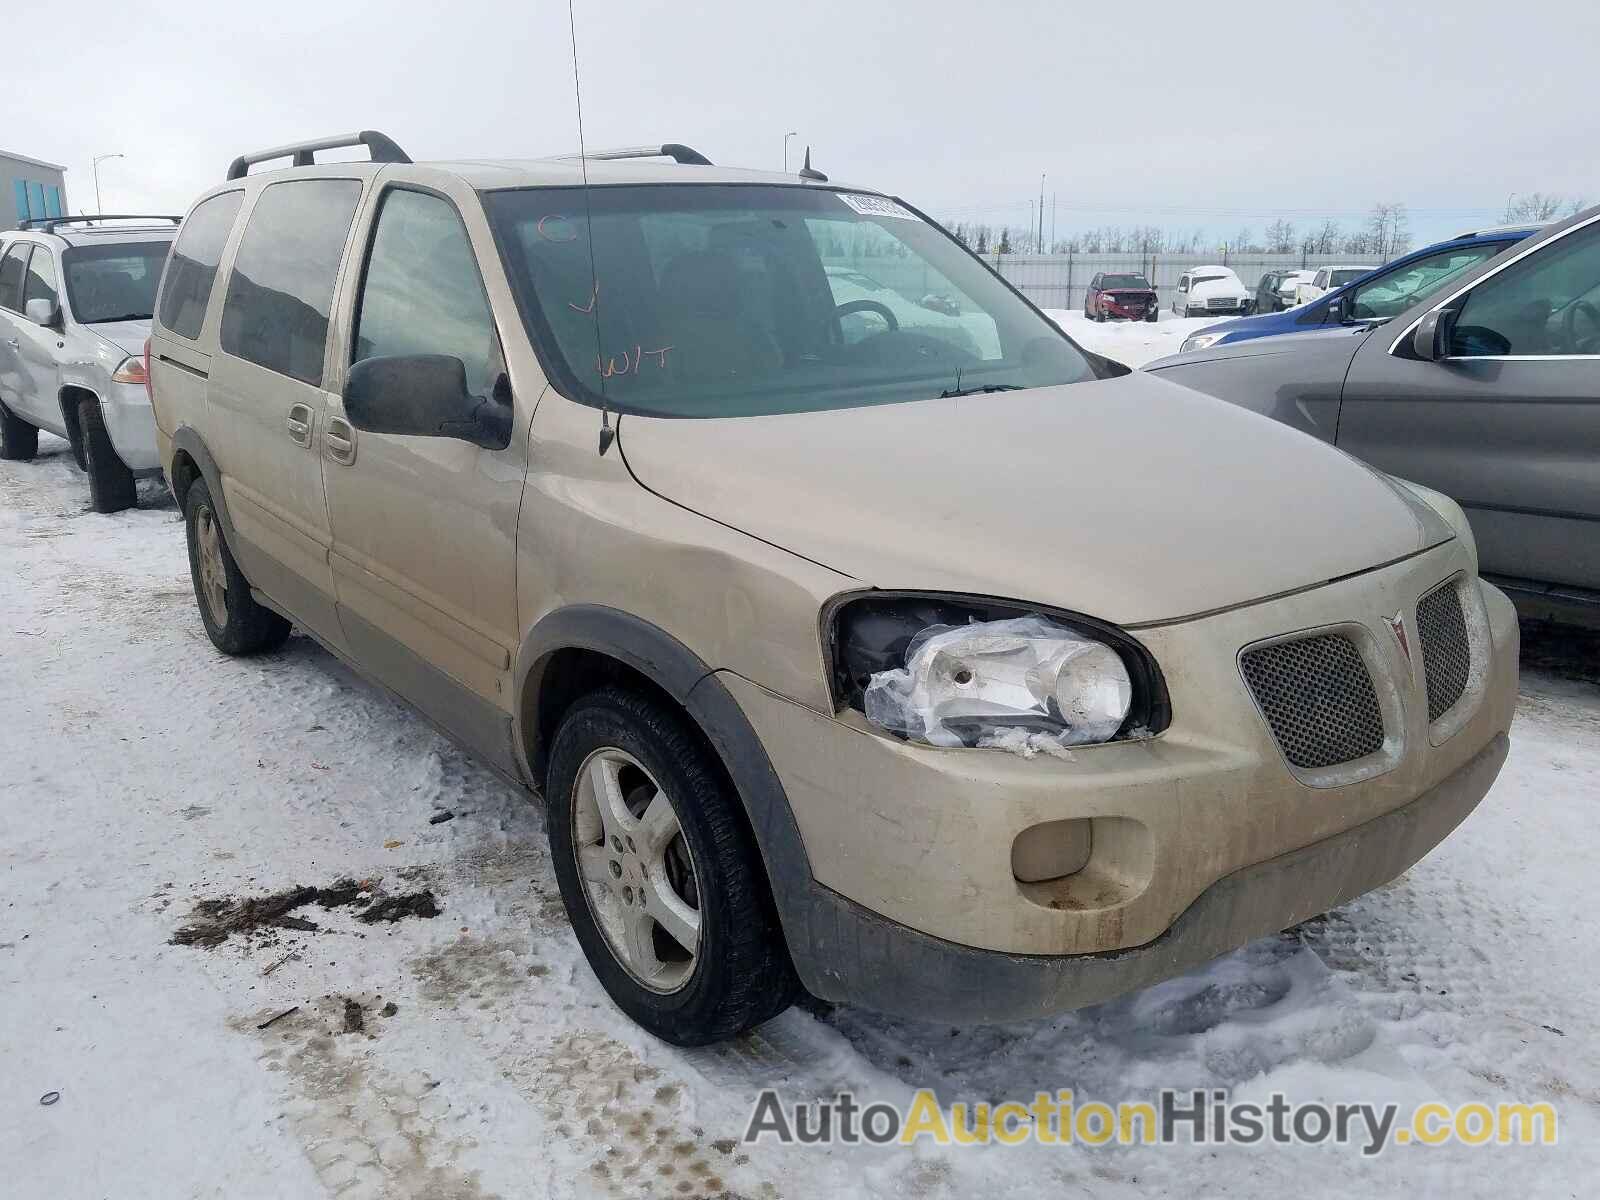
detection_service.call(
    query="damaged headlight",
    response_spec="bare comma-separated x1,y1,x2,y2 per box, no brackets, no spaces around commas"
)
828,594,1169,752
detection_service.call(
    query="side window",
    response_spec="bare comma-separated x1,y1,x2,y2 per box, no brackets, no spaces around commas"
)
1450,222,1600,358
1091,274,1102,290
1348,245,1499,320
1314,270,1328,288
22,248,58,311
1178,275,1189,292
221,180,362,386
159,191,244,340
353,189,498,398
0,245,30,311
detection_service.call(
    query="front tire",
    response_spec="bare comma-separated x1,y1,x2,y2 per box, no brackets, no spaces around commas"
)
0,402,38,461
183,477,291,655
79,397,137,513
546,686,798,1045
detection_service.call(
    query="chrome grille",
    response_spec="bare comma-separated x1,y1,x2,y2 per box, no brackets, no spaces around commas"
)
1417,579,1471,722
1206,297,1233,309
1241,634,1385,770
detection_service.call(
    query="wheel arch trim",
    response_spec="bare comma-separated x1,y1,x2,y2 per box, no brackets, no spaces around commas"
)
514,605,823,976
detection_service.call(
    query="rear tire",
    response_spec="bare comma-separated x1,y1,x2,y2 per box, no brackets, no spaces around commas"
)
546,685,799,1045
0,402,37,461
79,397,137,513
183,477,291,655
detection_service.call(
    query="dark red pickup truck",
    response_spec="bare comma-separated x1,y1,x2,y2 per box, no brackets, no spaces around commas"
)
1085,272,1159,322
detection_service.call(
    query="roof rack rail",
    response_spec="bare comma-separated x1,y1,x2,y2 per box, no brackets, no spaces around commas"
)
226,130,411,180
564,143,713,167
19,214,182,234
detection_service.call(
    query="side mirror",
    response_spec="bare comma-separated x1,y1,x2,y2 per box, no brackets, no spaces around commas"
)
1323,295,1347,324
343,355,511,450
1411,309,1457,361
24,298,60,328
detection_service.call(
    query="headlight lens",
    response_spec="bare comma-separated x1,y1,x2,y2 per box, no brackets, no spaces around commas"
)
829,595,1167,752
1180,332,1225,353
111,354,148,385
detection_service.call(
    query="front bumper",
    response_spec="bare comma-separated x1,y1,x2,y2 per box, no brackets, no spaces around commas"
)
777,732,1507,1023
100,381,160,471
726,545,1518,1018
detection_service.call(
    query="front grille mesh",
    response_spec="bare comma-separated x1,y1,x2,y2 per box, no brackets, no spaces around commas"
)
1417,580,1471,722
1241,635,1385,770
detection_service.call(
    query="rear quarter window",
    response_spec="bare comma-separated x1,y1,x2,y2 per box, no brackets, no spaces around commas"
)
220,179,363,386
159,191,244,340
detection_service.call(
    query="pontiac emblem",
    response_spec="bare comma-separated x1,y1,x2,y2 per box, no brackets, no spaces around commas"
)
1387,611,1412,663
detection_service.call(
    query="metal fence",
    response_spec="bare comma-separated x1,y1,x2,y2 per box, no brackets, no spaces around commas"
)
988,252,1391,312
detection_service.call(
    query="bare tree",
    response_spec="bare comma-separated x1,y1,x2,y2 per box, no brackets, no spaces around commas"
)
1366,203,1411,259
1265,218,1296,254
1503,192,1587,223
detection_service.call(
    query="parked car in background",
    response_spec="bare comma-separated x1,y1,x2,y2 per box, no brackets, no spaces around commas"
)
1275,269,1316,309
1085,272,1158,322
1148,205,1600,627
1249,270,1293,314
1176,227,1538,353
1173,266,1250,317
149,130,1516,1045
1296,264,1374,305
0,215,179,511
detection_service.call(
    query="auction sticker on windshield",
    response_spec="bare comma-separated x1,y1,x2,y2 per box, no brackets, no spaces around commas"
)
837,192,918,220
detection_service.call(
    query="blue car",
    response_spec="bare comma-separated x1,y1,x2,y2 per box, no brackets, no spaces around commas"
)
1177,224,1541,354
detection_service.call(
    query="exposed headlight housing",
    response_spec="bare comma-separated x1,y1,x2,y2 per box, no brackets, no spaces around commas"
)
1180,332,1226,353
826,593,1169,751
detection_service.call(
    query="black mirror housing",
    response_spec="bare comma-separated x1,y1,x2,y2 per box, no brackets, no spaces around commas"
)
343,355,510,450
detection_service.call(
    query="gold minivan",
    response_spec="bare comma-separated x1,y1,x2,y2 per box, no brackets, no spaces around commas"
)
148,132,1518,1045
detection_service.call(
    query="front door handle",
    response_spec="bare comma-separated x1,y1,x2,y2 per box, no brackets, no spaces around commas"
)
286,403,314,447
4,338,17,350
324,415,357,466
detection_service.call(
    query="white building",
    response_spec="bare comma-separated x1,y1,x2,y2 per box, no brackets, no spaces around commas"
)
2,149,69,230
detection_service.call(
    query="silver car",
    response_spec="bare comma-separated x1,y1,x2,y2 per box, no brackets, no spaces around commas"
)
1147,204,1600,627
0,216,178,511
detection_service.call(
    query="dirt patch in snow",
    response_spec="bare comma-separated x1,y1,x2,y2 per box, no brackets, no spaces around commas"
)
171,879,440,948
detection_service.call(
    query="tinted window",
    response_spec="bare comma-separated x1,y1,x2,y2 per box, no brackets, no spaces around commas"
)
221,180,363,386
21,248,58,310
63,241,171,324
1450,221,1600,357
160,191,243,340
353,189,498,398
0,244,29,311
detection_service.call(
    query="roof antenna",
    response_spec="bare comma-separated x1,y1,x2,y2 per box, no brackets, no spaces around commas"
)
566,0,614,456
798,146,828,183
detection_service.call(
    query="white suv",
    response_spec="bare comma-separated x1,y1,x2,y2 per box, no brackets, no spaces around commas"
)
1173,266,1250,317
0,216,177,511
1296,264,1373,306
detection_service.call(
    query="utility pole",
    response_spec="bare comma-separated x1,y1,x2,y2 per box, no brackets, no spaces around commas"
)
92,152,124,213
1038,174,1045,253
1051,192,1057,255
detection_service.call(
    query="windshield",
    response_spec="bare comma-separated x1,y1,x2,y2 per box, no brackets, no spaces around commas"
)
1329,268,1369,288
1101,274,1150,289
1347,245,1501,320
62,241,171,323
1192,273,1229,285
483,185,1096,417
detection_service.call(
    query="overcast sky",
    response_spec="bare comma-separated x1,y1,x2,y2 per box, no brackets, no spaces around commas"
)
9,0,1595,249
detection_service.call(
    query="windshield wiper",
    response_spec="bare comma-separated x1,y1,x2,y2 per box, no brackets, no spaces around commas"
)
86,313,152,323
937,383,1024,399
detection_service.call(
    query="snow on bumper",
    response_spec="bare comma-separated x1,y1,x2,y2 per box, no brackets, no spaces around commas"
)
724,542,1517,999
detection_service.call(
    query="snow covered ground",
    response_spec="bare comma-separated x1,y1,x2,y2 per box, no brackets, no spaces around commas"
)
1046,309,1214,367
3,433,1598,1199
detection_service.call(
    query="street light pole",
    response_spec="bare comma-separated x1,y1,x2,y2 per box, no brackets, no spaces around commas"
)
92,153,124,213
783,132,798,173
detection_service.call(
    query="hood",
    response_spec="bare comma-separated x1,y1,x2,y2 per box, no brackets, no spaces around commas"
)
1146,323,1374,372
1190,277,1246,299
617,370,1449,626
1103,287,1155,296
86,319,152,358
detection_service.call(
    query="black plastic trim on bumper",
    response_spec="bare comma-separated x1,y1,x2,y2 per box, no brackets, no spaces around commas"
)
786,733,1509,1024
